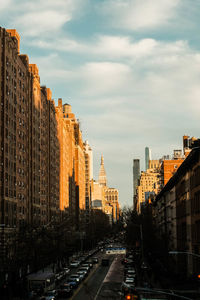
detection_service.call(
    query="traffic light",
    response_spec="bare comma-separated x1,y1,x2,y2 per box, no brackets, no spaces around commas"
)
125,294,138,300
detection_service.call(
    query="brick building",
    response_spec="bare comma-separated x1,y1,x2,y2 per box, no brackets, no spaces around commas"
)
0,28,61,230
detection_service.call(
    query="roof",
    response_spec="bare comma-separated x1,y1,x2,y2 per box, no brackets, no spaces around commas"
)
27,271,54,281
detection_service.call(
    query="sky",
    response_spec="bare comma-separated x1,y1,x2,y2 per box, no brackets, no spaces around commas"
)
1,0,200,207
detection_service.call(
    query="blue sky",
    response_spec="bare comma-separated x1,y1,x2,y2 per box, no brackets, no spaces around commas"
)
1,0,200,207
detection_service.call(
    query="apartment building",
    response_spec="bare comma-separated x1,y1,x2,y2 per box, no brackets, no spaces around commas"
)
154,147,200,277
0,28,62,230
0,28,30,228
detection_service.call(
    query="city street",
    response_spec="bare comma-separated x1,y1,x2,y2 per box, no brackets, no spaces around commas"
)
66,253,124,300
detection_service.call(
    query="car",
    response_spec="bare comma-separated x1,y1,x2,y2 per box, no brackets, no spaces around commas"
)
40,290,57,300
70,261,80,268
126,269,136,276
85,261,93,268
55,273,63,283
66,278,79,289
77,270,87,280
81,263,92,270
92,257,99,264
57,287,73,298
68,274,80,283
79,266,90,275
60,283,71,289
63,267,70,275
125,277,135,285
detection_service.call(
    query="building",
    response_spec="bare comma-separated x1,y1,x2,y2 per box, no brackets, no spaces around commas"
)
133,159,140,208
84,141,93,221
56,99,85,226
98,155,107,186
105,188,119,222
47,96,60,223
0,28,30,229
136,168,161,213
162,150,184,186
183,135,200,157
145,147,151,171
154,147,200,277
91,155,120,223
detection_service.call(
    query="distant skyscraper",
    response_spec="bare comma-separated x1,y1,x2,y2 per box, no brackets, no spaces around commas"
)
98,155,107,186
145,147,151,170
133,159,140,199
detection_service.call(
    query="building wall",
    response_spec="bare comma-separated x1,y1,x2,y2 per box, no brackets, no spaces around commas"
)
145,147,151,171
133,159,140,197
0,28,62,229
29,64,42,226
48,97,60,222
105,188,119,222
56,100,70,210
163,159,184,186
155,148,200,277
84,141,93,213
137,169,161,213
0,28,30,228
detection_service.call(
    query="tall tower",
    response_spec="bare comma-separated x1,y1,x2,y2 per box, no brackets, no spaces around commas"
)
145,147,151,171
98,155,107,186
133,159,140,198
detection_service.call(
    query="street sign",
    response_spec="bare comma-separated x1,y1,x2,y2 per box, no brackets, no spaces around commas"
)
106,247,126,254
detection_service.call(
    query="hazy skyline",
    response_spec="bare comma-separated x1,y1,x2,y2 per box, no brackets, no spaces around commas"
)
1,0,200,207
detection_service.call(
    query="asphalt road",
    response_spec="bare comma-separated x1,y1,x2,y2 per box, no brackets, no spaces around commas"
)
71,254,124,300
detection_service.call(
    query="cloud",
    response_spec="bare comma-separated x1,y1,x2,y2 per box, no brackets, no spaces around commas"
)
0,0,12,11
78,62,132,96
29,34,189,62
0,0,86,37
97,0,180,31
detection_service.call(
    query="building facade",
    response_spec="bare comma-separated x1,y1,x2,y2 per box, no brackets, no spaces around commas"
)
145,147,151,171
133,159,140,209
154,147,200,277
84,141,93,220
91,155,120,223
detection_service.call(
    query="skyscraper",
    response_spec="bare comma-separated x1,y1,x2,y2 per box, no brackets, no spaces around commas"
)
133,159,140,208
98,155,107,186
145,147,151,170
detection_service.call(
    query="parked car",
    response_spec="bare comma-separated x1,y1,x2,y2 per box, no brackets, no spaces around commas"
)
63,267,70,275
66,278,78,289
77,270,87,280
126,269,136,276
125,277,135,285
92,257,99,264
85,261,93,268
79,266,90,275
70,261,80,268
69,274,81,282
81,263,92,270
57,287,73,298
40,289,57,300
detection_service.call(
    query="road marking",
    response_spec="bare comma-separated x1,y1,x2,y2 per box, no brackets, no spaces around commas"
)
94,257,117,300
70,263,99,299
